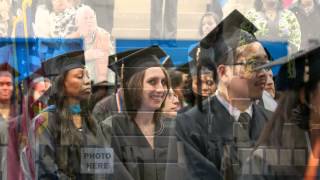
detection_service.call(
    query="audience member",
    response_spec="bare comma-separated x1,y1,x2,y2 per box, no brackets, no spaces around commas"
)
69,5,110,83
291,0,320,49
246,0,301,52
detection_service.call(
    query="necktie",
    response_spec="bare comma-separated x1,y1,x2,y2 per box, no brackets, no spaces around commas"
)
238,112,251,130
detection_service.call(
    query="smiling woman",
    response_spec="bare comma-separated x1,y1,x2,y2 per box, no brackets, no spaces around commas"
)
100,46,187,180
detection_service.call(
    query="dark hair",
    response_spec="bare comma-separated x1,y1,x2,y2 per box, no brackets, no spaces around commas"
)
123,67,170,120
53,70,97,145
168,69,183,89
198,12,221,37
254,0,283,12
0,71,20,116
255,78,320,147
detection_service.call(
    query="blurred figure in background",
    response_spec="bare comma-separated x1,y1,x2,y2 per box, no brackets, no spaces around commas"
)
199,12,220,39
0,0,12,37
167,69,185,108
162,88,181,119
30,77,51,101
69,5,110,84
181,47,218,112
246,0,301,52
291,0,320,50
205,0,223,21
83,0,114,33
49,0,77,37
150,0,178,46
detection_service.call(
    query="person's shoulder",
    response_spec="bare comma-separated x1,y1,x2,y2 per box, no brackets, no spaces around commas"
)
176,97,214,128
33,105,57,135
94,94,115,111
253,103,273,120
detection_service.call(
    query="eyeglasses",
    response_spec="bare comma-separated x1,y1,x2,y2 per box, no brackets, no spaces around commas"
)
230,60,271,72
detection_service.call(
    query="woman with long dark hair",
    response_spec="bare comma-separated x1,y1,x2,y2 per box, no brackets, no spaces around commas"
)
240,46,320,179
29,51,107,179
102,46,186,180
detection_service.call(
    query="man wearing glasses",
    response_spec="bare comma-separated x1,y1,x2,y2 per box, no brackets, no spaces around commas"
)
175,10,273,180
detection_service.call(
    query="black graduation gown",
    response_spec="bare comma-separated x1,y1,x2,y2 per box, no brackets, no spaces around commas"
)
109,114,186,180
33,107,108,180
239,122,320,180
93,94,119,125
175,96,272,180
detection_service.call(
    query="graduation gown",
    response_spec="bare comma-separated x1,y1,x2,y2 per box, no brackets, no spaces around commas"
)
107,114,186,180
93,94,120,125
239,122,320,180
175,96,272,180
31,106,108,180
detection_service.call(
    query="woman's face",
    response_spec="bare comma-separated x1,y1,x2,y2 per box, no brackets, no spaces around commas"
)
201,15,217,38
192,73,216,97
64,68,91,100
140,67,168,111
51,0,69,13
76,8,98,36
162,89,180,118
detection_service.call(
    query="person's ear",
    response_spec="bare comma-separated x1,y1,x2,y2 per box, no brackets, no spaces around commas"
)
217,65,227,79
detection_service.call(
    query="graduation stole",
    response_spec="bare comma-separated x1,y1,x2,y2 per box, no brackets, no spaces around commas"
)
68,104,81,115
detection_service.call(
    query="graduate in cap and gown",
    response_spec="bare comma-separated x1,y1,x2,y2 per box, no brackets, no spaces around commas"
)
0,63,21,180
92,48,141,126
175,10,273,180
26,50,110,179
102,45,187,180
179,45,218,113
239,45,320,180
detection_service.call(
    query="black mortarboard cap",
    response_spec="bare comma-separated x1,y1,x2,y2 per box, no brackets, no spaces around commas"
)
200,9,258,66
162,56,174,69
42,50,85,77
0,63,20,76
255,46,320,91
175,62,190,74
108,48,142,72
188,45,216,76
108,45,167,81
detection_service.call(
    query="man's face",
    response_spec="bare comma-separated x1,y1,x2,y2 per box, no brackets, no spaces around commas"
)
224,42,268,100
77,8,97,36
0,73,13,102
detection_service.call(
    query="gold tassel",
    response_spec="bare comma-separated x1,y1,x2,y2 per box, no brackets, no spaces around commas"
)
121,63,125,87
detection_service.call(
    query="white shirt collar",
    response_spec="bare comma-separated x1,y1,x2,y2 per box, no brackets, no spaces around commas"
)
215,91,253,121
